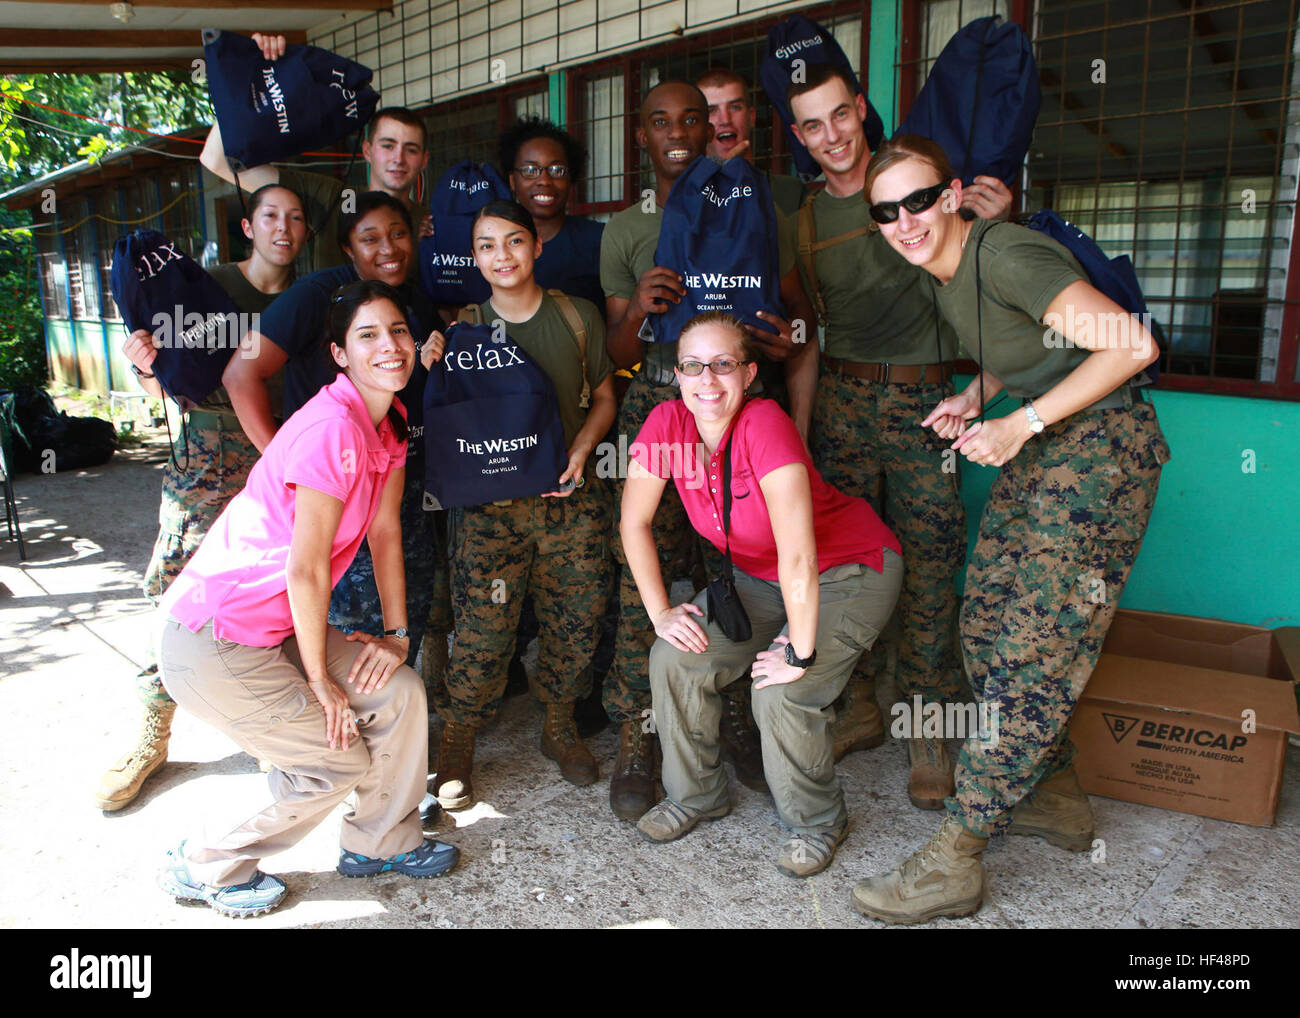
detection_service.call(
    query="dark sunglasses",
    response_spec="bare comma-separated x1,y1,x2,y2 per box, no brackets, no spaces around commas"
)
868,183,947,224
675,357,747,376
514,163,569,180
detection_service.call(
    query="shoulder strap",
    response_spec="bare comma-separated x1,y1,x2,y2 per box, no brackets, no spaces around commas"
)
461,302,484,325
795,194,872,327
548,289,590,409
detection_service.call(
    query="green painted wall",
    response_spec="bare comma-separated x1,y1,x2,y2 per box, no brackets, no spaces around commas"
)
45,319,78,388
956,386,1300,629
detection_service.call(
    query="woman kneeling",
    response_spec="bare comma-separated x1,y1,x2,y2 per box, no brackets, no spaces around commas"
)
155,281,458,918
621,311,903,877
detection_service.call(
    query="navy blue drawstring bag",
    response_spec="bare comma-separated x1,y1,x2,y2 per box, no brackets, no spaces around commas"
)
422,320,568,508
109,230,244,411
1026,210,1162,384
419,161,512,307
894,16,1040,188
202,29,379,171
760,15,885,183
650,156,786,342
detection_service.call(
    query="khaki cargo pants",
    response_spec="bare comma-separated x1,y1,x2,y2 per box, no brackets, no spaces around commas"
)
158,619,427,887
649,551,903,836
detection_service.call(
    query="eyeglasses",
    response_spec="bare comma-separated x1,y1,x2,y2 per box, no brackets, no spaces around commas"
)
514,163,569,180
675,358,747,376
868,183,947,224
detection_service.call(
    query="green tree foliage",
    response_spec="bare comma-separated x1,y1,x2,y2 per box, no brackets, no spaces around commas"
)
0,72,209,389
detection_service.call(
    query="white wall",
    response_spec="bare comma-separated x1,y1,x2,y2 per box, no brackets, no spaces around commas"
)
308,0,827,108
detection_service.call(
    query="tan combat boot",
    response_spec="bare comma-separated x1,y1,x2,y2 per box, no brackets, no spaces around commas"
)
609,720,657,821
540,703,598,786
851,815,988,924
434,722,476,810
831,680,885,762
93,700,177,811
1008,766,1096,851
907,737,955,810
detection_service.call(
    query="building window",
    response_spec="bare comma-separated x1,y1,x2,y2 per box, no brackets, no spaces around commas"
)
97,193,122,323
36,224,68,320
64,198,98,321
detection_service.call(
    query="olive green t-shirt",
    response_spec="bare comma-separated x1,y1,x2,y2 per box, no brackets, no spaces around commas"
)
599,201,676,376
787,188,958,364
765,170,806,218
201,261,291,416
480,292,614,447
934,218,1088,399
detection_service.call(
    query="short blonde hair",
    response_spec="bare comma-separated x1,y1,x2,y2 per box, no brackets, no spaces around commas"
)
677,310,756,363
863,134,957,205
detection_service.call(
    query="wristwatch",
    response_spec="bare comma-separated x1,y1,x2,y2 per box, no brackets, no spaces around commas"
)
784,643,817,669
1023,401,1045,434
130,364,155,380
383,627,410,640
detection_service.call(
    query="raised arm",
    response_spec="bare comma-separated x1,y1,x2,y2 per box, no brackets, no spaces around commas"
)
198,34,289,192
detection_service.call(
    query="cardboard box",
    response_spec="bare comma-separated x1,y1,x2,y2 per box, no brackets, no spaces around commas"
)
1072,610,1300,826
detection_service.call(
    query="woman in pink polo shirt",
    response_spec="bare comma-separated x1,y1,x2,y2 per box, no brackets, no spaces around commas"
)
154,280,458,918
621,310,903,878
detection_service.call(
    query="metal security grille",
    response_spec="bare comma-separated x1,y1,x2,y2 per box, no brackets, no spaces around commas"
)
567,0,868,213
326,1,872,220
902,0,1300,398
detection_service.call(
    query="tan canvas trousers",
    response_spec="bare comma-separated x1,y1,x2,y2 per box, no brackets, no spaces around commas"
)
158,619,427,886
649,551,903,836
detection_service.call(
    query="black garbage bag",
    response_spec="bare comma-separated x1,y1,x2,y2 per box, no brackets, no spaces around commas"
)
10,386,116,474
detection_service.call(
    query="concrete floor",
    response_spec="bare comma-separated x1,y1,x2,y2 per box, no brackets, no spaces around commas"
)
1,417,1297,929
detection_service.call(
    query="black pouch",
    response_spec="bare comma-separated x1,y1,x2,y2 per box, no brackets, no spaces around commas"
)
706,576,752,643
705,417,752,643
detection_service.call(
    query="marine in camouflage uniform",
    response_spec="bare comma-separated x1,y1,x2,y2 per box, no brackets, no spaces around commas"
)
432,288,617,809
953,399,1167,833
435,480,613,726
810,370,967,703
851,213,1169,924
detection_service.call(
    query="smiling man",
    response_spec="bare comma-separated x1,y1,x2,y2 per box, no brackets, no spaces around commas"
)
200,33,433,271
697,68,805,216
783,63,1013,805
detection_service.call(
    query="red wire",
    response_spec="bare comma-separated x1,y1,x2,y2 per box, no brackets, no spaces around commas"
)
3,92,351,159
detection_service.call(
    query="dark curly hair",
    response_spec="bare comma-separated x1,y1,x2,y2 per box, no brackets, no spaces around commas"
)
498,116,586,183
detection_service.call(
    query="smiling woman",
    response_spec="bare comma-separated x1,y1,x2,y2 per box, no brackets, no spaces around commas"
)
154,280,459,919
850,135,1170,926
429,199,619,813
500,117,606,314
620,311,902,879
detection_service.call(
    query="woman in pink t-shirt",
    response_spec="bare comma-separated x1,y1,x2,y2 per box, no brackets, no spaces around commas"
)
154,280,459,918
621,311,903,878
